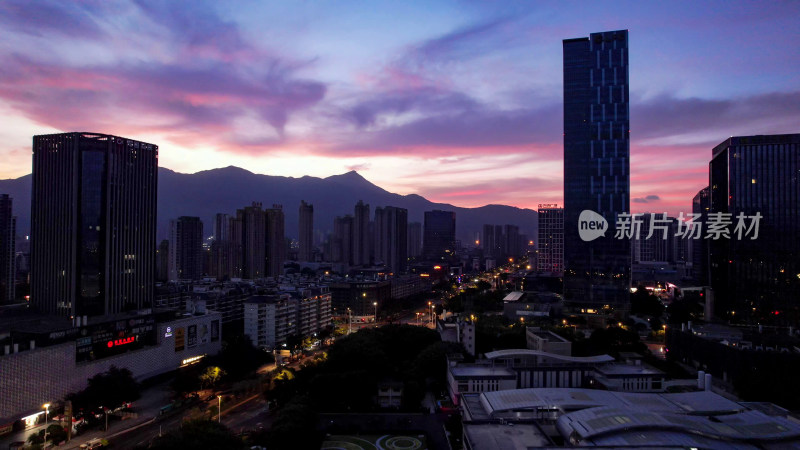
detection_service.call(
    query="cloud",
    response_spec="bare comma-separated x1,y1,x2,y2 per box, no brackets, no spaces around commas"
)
345,163,370,172
632,194,661,203
0,1,107,39
632,91,800,145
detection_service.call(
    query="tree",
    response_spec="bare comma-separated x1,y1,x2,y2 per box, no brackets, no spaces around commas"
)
214,333,273,379
630,286,665,318
68,366,141,410
264,396,319,449
199,366,226,389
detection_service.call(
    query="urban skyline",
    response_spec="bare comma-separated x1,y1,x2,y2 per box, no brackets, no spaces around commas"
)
1,2,799,448
0,1,798,216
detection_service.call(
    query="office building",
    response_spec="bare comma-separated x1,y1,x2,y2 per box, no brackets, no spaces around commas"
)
631,213,675,263
0,195,15,304
353,200,371,266
407,221,422,259
265,205,285,278
537,204,564,274
329,279,391,317
298,200,313,262
708,134,800,322
31,133,157,317
168,216,204,281
423,210,456,260
563,30,631,313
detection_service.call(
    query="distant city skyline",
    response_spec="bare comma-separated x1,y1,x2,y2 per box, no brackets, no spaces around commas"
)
0,1,798,214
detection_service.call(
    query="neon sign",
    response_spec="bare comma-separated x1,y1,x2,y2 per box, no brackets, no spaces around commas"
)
106,336,135,348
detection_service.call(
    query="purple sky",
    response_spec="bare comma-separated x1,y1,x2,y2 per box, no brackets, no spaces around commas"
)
0,1,798,214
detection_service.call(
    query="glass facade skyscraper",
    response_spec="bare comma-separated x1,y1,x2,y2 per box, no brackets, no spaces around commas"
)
708,134,800,324
563,30,631,313
31,133,158,317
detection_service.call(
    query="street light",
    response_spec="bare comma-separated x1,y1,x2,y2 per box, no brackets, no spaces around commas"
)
373,302,378,324
217,395,222,423
416,312,420,325
43,403,50,442
347,307,352,334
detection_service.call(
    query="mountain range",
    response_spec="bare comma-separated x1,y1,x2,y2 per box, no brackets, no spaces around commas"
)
0,166,537,244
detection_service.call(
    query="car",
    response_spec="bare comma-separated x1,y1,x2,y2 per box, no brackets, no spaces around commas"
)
80,438,104,449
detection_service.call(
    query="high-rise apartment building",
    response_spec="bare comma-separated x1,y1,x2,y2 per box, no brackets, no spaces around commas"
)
0,194,15,304
708,134,800,322
537,205,564,274
482,224,496,259
353,200,371,266
376,206,408,273
168,216,204,281
374,207,385,263
332,215,354,264
240,202,266,279
423,210,456,260
563,30,631,313
503,224,521,260
265,205,285,278
31,133,157,317
298,200,313,262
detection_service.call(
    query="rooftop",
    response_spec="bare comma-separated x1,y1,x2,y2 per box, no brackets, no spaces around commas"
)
479,388,743,417
484,349,614,364
463,423,551,450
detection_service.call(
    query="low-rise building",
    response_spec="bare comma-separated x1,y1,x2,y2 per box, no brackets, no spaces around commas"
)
525,328,571,356
447,365,516,403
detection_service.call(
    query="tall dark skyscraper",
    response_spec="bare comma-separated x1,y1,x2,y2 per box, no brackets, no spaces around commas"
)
482,224,496,259
298,200,314,262
156,239,169,282
423,210,456,260
31,133,157,317
353,200,371,266
239,202,266,279
0,194,16,304
708,134,800,323
168,216,203,281
265,205,285,277
407,222,422,259
376,206,408,273
692,186,710,285
563,30,631,313
332,215,354,264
